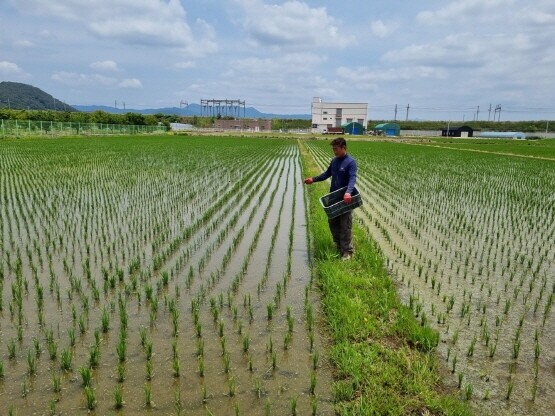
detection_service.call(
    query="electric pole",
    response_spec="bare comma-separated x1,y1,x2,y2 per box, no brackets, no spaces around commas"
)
476,105,480,121
394,104,397,121
180,100,188,116
405,104,410,121
494,104,501,122
488,104,492,121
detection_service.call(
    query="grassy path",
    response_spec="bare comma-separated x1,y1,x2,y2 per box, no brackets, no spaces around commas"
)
299,140,471,415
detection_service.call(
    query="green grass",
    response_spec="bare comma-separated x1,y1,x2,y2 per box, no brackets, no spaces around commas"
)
300,141,471,415
423,137,555,159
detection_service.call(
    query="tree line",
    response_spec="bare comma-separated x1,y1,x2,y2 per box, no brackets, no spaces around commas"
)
370,119,552,133
1,108,550,133
0,108,175,126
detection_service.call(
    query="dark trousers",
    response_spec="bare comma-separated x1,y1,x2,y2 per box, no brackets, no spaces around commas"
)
328,211,353,254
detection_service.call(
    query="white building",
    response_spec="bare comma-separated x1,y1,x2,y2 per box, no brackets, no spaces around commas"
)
311,97,368,134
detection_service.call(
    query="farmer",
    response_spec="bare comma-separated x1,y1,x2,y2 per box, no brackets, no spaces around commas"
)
304,137,357,260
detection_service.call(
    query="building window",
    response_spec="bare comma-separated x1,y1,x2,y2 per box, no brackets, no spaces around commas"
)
323,111,328,114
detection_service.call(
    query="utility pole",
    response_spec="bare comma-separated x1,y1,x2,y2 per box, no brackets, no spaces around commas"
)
488,104,492,121
180,100,188,117
476,105,480,121
405,104,410,121
394,104,397,121
115,100,117,109
123,102,126,110
494,104,501,122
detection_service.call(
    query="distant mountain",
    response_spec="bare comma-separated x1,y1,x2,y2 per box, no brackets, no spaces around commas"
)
0,81,76,111
0,81,309,119
73,103,311,120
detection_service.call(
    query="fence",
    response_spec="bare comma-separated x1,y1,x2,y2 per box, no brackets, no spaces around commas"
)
0,119,166,138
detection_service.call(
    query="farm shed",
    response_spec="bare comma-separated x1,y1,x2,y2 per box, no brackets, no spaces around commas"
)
342,121,365,135
374,123,400,136
478,131,526,139
441,125,473,137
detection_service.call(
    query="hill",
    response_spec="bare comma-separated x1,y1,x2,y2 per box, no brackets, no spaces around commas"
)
0,81,309,119
73,104,311,120
0,81,77,112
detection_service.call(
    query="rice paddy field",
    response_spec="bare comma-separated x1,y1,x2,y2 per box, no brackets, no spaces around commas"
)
0,135,333,415
306,139,555,416
1,134,553,415
417,137,555,159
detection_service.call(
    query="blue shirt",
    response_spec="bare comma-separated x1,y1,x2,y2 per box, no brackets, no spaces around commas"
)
312,154,357,194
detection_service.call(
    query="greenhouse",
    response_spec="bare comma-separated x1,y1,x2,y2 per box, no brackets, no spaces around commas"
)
374,123,400,136
341,121,365,135
477,131,527,139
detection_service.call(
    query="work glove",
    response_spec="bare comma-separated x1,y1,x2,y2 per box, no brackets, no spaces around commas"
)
304,178,314,184
343,193,352,204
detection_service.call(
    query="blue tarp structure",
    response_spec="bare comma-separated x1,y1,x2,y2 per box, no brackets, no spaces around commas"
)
342,122,364,135
374,123,400,136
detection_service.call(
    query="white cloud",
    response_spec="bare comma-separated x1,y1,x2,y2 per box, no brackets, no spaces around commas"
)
118,78,143,89
52,71,142,89
39,30,54,38
174,61,196,69
175,18,218,57
0,61,23,74
337,65,447,84
90,61,120,72
417,0,515,25
10,0,217,55
523,10,555,25
382,32,535,67
230,53,325,75
234,0,352,48
519,1,555,26
51,71,117,86
14,39,34,48
4,1,554,119
180,55,338,113
370,20,397,38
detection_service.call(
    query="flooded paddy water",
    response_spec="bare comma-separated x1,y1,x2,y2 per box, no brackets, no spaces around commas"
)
306,140,555,416
0,136,333,415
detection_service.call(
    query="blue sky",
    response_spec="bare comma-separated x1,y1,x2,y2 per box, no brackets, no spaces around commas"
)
1,0,554,120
